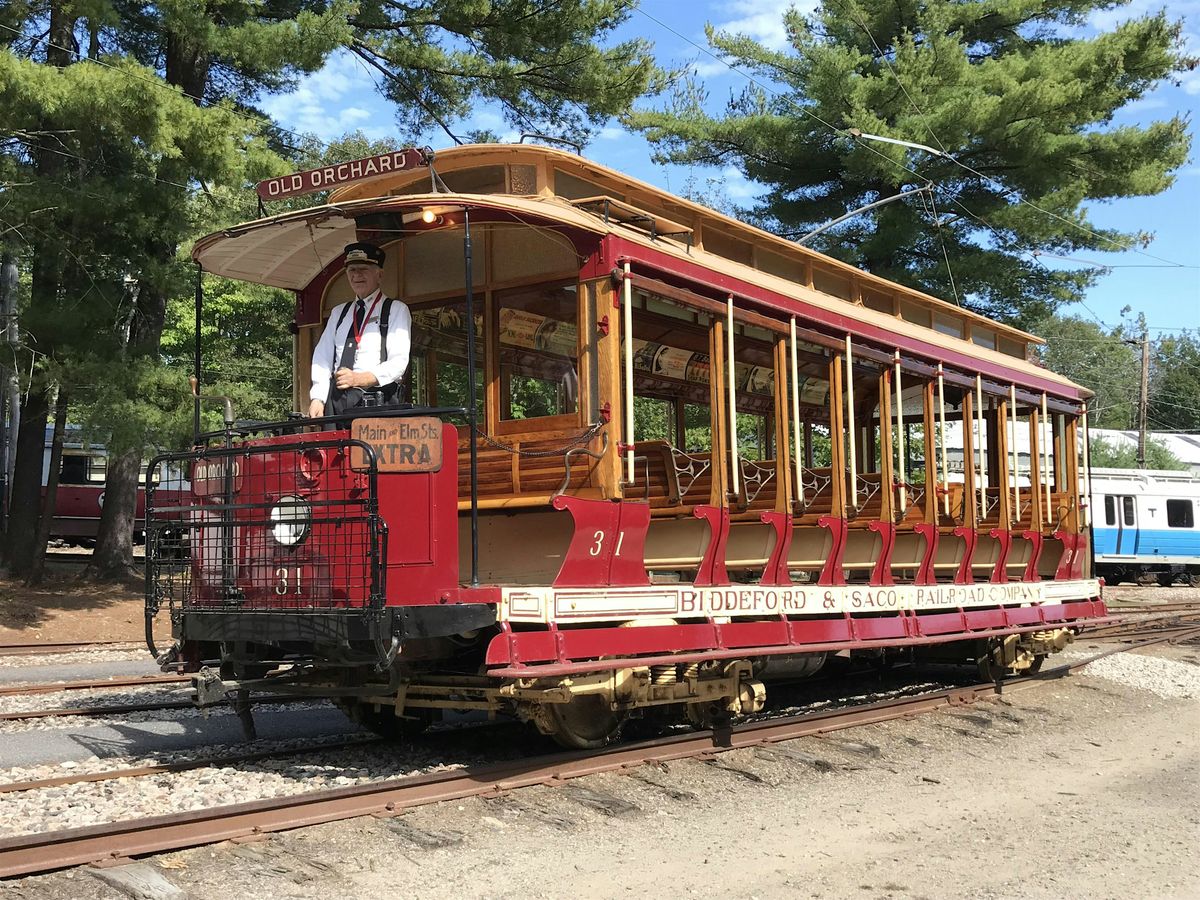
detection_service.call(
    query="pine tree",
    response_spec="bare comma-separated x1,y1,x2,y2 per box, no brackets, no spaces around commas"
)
631,0,1190,326
1,2,661,578
1149,332,1200,432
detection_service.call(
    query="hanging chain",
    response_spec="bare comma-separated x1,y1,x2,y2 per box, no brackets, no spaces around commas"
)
472,421,606,458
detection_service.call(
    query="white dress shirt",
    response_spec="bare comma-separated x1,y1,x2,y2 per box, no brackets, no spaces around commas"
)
309,290,412,403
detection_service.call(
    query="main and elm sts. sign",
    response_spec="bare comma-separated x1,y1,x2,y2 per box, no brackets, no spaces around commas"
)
256,148,432,201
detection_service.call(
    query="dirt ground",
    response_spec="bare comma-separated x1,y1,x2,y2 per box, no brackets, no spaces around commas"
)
3,642,1198,900
0,575,157,645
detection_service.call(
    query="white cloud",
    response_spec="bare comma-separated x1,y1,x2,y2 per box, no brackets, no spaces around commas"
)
709,0,818,52
721,165,760,200
259,51,394,142
597,126,625,141
1088,0,1200,33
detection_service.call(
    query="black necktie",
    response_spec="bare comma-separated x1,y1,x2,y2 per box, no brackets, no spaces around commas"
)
337,299,366,371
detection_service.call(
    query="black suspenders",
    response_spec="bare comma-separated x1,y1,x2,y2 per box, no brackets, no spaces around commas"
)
329,297,392,371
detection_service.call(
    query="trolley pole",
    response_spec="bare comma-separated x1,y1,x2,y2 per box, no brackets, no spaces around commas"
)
463,208,479,586
1136,330,1149,469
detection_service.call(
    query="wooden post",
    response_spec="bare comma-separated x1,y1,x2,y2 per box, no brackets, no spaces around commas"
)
961,388,977,529
709,317,729,507
844,336,857,510
1028,406,1043,531
878,368,894,523
829,354,847,518
936,366,949,518
923,379,938,524
593,278,624,500
773,335,791,513
893,351,906,515
994,395,1011,527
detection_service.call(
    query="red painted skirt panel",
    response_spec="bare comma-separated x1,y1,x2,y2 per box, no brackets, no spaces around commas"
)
487,599,1107,672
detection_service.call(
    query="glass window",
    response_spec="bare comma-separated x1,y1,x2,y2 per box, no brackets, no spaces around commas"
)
1104,495,1116,526
736,412,771,461
59,455,88,485
1167,499,1194,528
554,170,622,202
1122,496,1135,526
933,314,963,338
971,328,996,350
409,300,486,420
634,396,676,444
683,403,711,452
88,455,107,483
498,282,579,422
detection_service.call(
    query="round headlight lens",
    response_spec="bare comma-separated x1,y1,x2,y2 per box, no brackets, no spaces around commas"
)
269,495,311,546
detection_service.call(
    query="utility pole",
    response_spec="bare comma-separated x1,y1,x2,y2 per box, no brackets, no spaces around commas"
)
1136,329,1149,469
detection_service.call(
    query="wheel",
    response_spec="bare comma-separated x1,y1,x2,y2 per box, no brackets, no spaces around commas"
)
1157,572,1176,587
542,694,625,750
337,698,431,740
1187,573,1200,588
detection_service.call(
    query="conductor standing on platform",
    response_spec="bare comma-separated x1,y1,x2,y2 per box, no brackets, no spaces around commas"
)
308,242,411,418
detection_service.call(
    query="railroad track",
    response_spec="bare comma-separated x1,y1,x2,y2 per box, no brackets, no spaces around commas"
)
1080,609,1200,641
3,625,1197,879
0,674,187,698
0,736,381,796
0,693,318,723
0,642,144,658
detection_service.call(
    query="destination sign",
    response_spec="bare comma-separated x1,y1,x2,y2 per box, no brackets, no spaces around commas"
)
256,148,432,201
500,580,1102,624
351,417,443,473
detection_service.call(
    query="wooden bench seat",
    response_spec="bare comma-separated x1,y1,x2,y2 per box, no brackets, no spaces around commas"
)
627,440,713,516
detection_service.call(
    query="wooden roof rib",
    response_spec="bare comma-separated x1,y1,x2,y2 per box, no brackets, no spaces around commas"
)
328,144,1044,349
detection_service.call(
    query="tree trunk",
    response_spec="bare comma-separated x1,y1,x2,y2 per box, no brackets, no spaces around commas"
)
27,388,67,585
4,387,50,576
89,280,172,572
3,0,75,576
88,29,205,574
87,447,142,580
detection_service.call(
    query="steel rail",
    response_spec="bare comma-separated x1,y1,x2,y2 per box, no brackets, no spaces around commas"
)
0,736,382,796
0,694,308,723
0,642,143,658
0,675,187,698
2,629,1195,878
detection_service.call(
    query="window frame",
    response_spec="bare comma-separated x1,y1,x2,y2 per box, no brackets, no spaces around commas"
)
1166,498,1195,529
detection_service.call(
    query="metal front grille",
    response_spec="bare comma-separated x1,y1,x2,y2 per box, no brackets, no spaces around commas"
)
145,436,385,619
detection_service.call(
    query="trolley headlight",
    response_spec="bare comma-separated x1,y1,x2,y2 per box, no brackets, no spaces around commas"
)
269,495,310,546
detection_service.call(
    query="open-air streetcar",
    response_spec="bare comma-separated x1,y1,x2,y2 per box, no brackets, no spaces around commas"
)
145,144,1106,748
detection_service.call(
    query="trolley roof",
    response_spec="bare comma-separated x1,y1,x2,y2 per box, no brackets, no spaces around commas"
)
192,145,1090,401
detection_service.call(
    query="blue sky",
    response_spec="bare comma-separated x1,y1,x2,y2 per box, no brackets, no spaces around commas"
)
260,0,1199,335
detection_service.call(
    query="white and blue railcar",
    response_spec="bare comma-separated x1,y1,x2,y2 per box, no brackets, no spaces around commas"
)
1090,468,1200,586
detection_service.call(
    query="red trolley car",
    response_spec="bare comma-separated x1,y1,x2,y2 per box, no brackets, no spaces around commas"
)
145,144,1105,748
